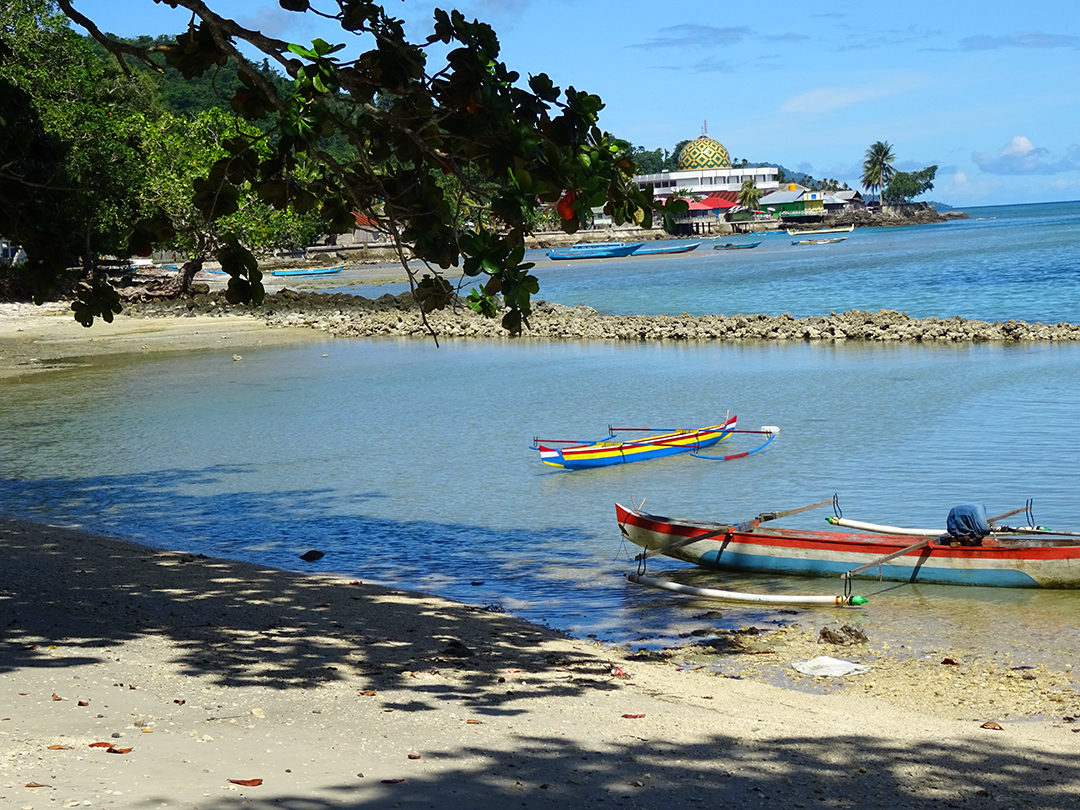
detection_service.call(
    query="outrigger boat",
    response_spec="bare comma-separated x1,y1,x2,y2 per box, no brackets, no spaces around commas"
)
547,242,645,260
617,499,1080,589
270,265,344,277
791,237,847,245
532,416,779,470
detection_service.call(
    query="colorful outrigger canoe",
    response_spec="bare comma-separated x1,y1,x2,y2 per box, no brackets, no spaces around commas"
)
532,417,780,470
616,502,1080,588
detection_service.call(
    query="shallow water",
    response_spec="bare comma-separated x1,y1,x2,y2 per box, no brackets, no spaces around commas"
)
2,201,1079,668
2,336,1079,668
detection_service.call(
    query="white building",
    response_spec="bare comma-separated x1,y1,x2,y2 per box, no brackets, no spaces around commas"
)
633,135,780,199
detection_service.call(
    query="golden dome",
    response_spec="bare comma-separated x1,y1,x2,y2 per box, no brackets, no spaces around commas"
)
677,136,732,171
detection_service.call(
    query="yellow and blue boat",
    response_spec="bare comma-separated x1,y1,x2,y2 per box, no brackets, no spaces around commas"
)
532,416,779,470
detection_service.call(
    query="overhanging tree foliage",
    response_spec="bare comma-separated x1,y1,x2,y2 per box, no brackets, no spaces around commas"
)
41,0,682,333
1,0,152,318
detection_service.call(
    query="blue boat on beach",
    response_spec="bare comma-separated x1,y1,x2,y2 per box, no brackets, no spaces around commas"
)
270,265,345,277
714,241,762,250
632,242,700,256
547,242,644,260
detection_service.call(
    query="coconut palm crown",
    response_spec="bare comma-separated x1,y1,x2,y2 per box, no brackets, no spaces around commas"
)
738,178,763,210
862,141,897,207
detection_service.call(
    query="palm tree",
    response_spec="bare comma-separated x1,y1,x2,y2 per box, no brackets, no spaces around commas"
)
738,178,762,211
861,141,896,210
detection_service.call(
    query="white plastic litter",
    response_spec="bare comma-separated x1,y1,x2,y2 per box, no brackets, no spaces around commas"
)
791,656,871,677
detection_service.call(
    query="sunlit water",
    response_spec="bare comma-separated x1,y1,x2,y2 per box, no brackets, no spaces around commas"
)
2,202,1079,668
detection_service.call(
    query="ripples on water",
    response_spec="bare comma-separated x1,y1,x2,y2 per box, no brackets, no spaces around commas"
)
2,202,1079,667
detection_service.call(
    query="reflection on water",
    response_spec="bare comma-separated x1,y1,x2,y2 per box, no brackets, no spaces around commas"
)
2,337,1079,669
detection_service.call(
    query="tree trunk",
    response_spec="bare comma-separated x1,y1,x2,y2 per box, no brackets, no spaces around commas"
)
178,257,204,294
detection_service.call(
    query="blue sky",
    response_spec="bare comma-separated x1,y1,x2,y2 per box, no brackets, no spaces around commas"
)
71,0,1080,207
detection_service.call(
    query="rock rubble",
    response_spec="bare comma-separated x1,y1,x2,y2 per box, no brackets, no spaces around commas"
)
122,287,1080,344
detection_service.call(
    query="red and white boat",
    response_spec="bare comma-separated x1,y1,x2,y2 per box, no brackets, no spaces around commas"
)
616,501,1080,588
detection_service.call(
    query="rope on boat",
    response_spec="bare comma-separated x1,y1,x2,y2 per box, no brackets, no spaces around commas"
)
628,573,867,606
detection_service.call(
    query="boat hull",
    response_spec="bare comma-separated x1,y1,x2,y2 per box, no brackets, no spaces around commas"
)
786,225,855,236
632,242,700,256
615,504,1080,588
548,242,644,260
792,237,847,245
714,242,761,250
271,266,344,277
539,417,736,469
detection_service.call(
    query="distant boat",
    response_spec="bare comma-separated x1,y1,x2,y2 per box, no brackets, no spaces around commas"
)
632,242,700,256
547,242,645,260
791,237,848,246
714,241,761,250
786,224,855,236
270,265,345,277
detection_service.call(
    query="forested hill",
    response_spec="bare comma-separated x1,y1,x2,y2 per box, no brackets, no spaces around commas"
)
85,34,290,120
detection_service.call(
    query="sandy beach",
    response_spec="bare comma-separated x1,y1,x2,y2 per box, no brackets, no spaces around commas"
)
3,303,1080,808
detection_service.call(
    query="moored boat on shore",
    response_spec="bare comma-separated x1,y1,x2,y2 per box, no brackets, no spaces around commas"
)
714,241,761,250
786,224,855,236
632,242,700,256
270,265,344,277
791,236,847,245
616,501,1080,588
547,242,645,260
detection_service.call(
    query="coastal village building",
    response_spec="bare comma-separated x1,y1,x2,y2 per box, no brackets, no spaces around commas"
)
629,132,781,233
632,134,781,201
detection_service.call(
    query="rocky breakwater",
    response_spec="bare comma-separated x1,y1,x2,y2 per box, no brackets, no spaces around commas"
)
122,287,1080,344
831,202,970,228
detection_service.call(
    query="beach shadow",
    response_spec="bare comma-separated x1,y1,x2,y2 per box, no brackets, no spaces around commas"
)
0,515,624,703
125,729,1080,809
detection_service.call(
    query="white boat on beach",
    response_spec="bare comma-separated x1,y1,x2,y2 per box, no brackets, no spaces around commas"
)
786,224,855,236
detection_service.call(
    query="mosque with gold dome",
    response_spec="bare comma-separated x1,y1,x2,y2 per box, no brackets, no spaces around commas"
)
632,130,780,199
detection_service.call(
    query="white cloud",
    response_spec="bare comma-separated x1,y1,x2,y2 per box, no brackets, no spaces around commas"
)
972,136,1077,175
1001,136,1036,156
778,78,925,115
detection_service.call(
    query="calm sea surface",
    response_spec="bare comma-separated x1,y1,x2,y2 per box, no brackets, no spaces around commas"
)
2,201,1079,667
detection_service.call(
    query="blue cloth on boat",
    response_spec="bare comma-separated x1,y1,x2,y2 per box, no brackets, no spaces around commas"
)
946,504,991,542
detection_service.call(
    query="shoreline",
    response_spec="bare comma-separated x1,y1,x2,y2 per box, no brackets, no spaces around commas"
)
4,308,1080,805
3,517,1079,808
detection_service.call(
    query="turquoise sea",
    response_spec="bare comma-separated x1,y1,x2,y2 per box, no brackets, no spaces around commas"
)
2,201,1079,667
